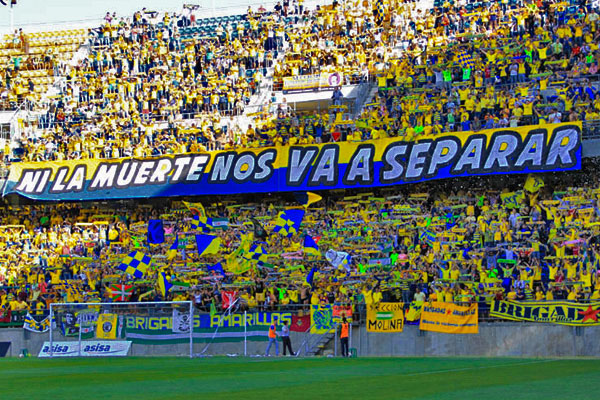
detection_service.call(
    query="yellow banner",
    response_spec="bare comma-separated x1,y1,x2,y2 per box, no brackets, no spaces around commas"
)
3,123,581,201
524,174,545,193
500,191,525,209
366,302,404,332
96,314,118,339
419,302,479,334
283,71,343,91
310,304,334,334
490,300,600,326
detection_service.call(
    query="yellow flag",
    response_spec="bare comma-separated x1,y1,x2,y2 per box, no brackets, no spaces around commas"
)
306,192,323,207
96,314,118,339
85,270,96,291
224,237,253,274
182,201,206,218
524,174,544,193
500,191,525,209
405,301,424,322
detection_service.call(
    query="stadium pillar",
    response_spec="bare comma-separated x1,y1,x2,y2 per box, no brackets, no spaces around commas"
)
189,301,193,359
349,324,352,354
334,324,338,356
49,304,54,358
243,311,247,356
9,3,13,32
78,321,82,357
357,325,361,357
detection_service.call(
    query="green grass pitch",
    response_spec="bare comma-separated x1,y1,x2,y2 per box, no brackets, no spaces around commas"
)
1,357,599,399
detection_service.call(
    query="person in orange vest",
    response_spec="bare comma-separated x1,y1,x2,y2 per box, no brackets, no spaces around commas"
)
340,316,349,357
265,318,279,357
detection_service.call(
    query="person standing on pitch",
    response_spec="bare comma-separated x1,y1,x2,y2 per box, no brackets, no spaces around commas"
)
281,320,295,356
340,316,349,357
265,318,279,356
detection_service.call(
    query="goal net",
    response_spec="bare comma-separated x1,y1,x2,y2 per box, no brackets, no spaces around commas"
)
44,300,315,358
45,301,194,358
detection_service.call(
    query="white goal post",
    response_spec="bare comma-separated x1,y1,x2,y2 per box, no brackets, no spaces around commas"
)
47,301,194,358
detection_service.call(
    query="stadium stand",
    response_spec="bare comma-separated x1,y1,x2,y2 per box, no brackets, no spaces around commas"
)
1,0,600,330
3,0,600,164
0,28,87,110
2,167,600,321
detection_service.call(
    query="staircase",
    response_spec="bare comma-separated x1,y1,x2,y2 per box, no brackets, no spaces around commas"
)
308,331,336,356
43,43,90,102
297,330,336,356
352,82,378,119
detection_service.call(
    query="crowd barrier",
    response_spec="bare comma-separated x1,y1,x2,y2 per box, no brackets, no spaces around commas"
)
4,299,600,329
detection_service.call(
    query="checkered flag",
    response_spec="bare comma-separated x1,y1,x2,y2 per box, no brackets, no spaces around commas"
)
457,50,475,69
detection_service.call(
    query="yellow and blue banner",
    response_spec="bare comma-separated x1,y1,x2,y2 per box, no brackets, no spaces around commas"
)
303,234,320,257
96,314,118,340
195,234,221,256
191,214,213,231
311,304,334,334
166,235,178,260
490,300,600,326
246,243,268,264
457,50,475,69
157,271,173,297
524,174,545,193
295,191,323,207
3,123,581,201
118,251,151,278
182,201,206,217
58,280,83,302
273,209,304,237
500,191,525,209
23,313,51,333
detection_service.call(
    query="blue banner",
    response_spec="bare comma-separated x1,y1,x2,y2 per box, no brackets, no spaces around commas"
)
3,123,582,200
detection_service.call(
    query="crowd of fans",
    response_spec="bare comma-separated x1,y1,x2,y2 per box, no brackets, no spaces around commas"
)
2,169,600,320
269,0,600,142
2,0,600,165
354,0,600,140
2,0,600,324
0,27,87,108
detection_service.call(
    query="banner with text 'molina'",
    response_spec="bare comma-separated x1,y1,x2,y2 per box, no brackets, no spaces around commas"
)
367,303,404,332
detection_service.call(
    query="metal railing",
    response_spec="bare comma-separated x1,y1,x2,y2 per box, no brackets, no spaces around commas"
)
583,120,600,139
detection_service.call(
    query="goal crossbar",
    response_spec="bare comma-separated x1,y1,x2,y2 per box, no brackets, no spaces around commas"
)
48,301,194,358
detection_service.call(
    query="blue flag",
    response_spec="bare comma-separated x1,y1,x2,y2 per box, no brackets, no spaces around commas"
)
303,235,320,256
147,219,165,244
208,262,225,276
273,209,305,237
157,271,173,297
306,266,317,287
195,234,221,256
